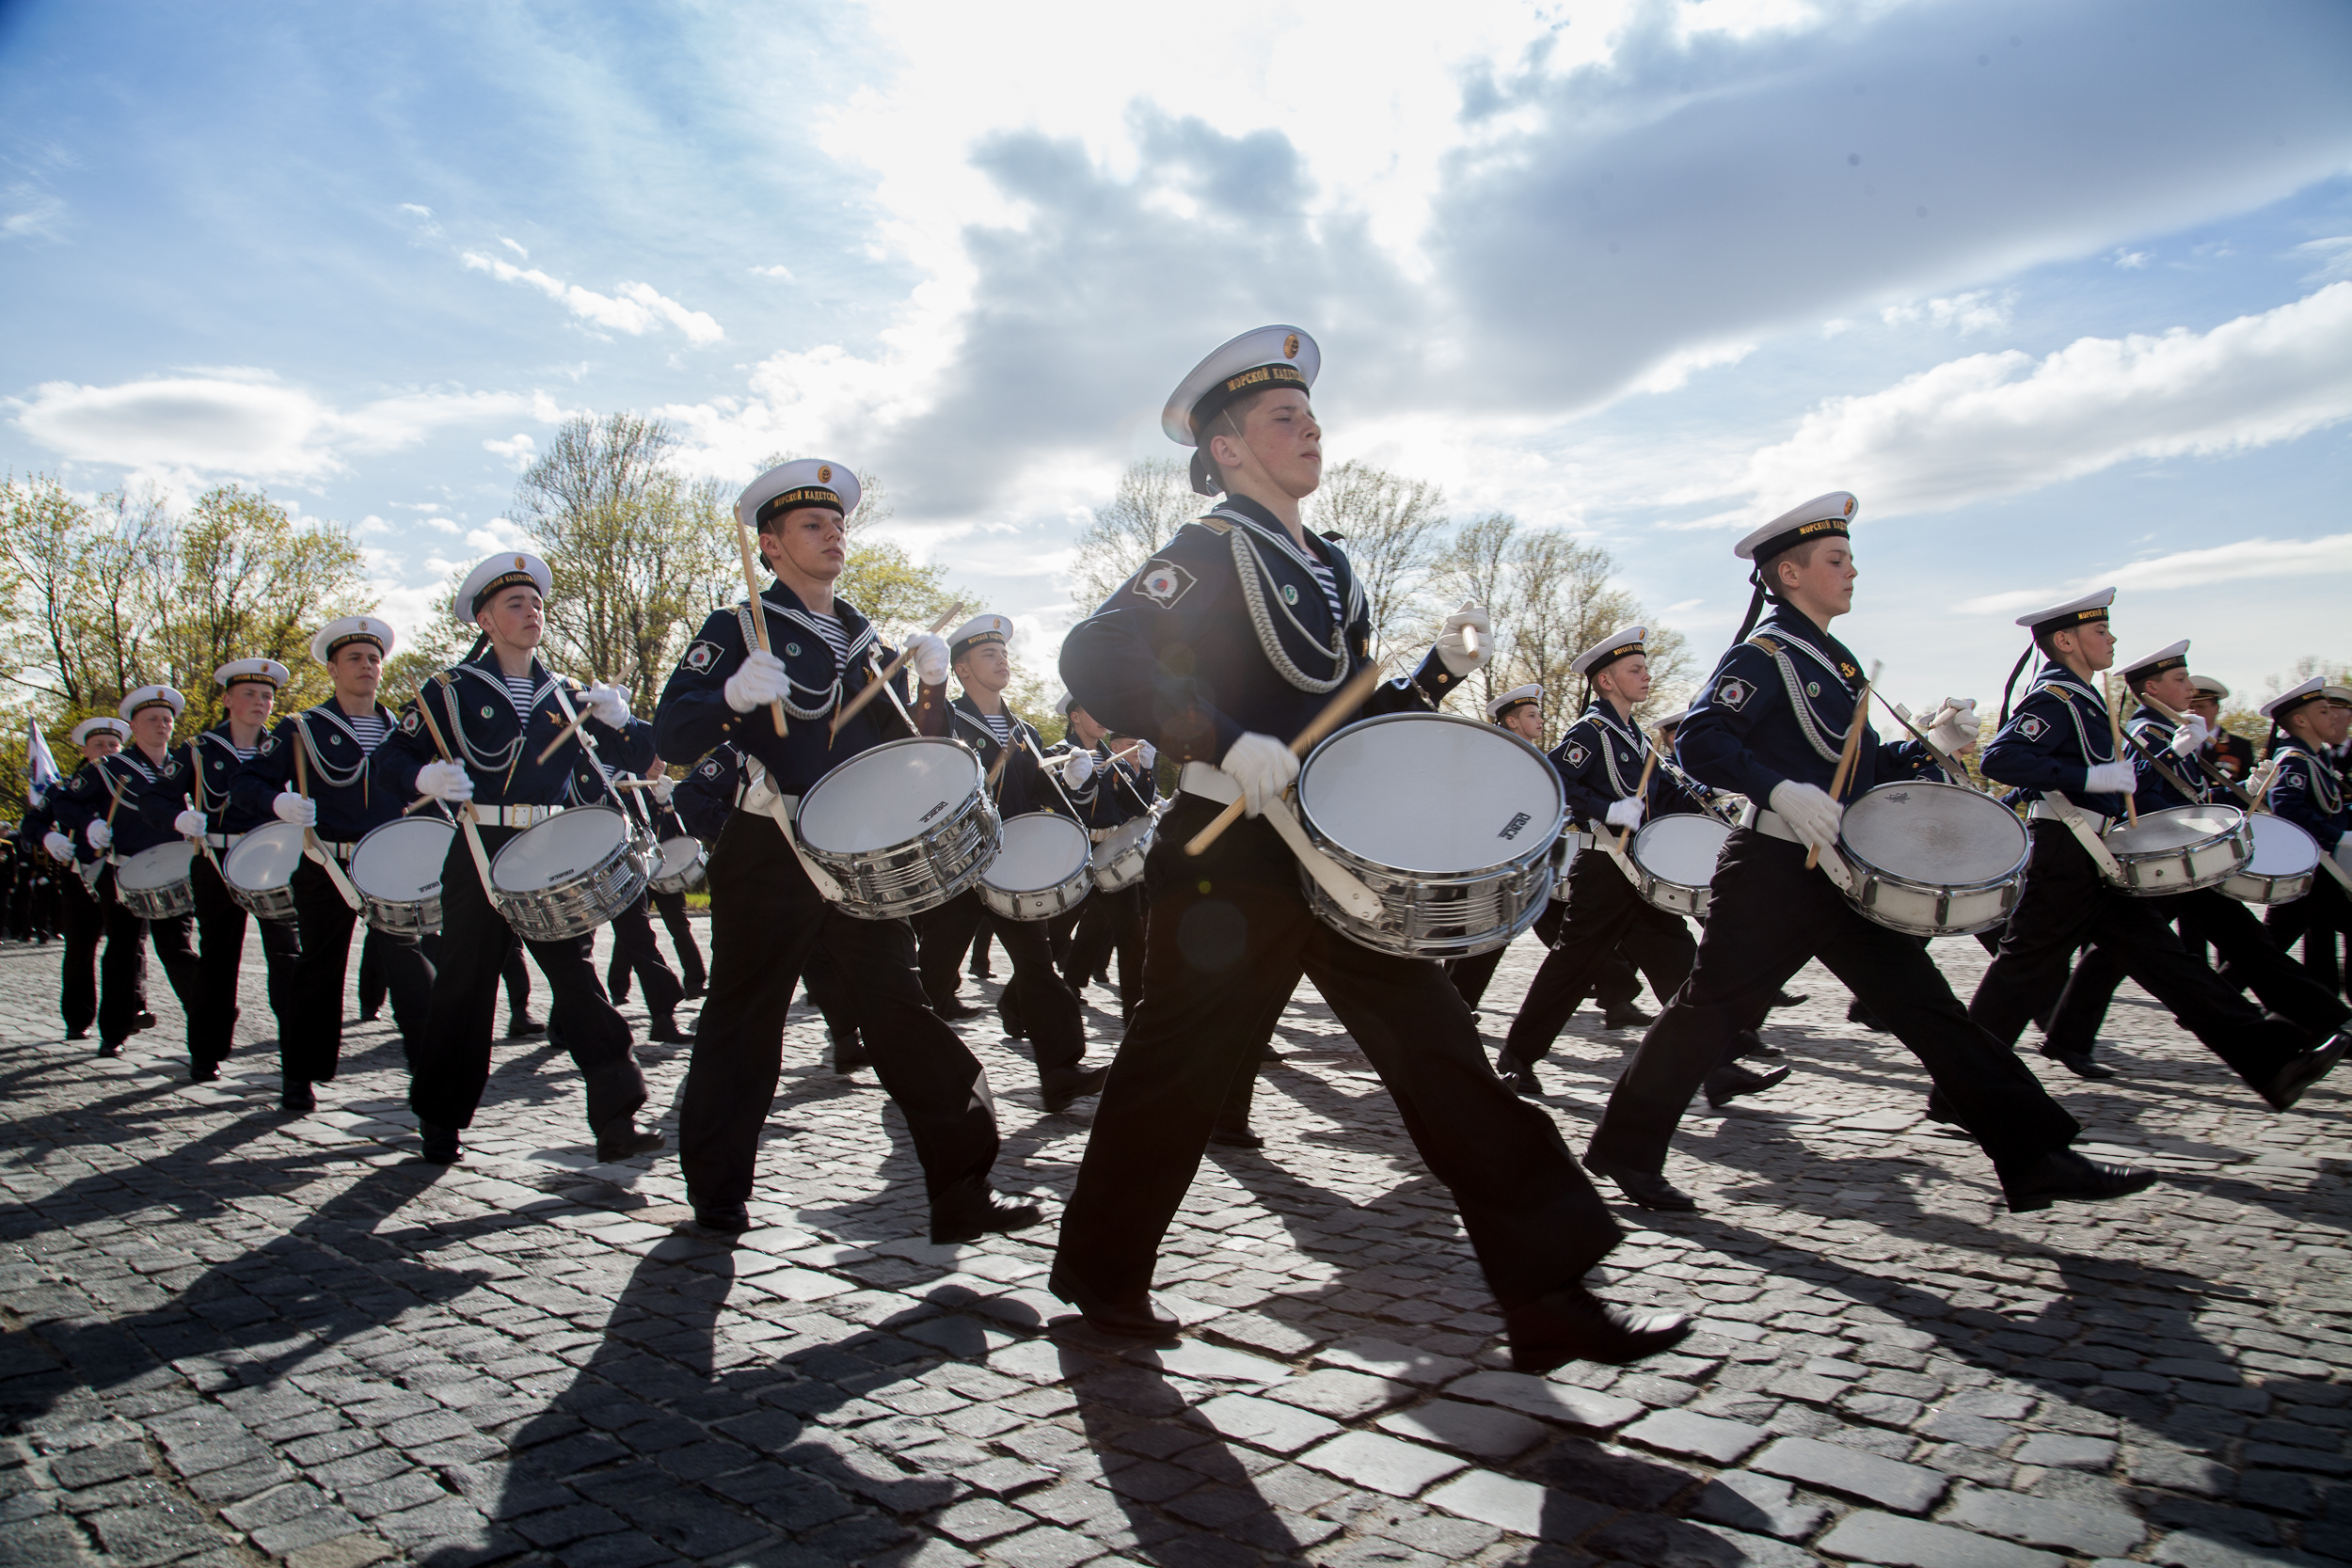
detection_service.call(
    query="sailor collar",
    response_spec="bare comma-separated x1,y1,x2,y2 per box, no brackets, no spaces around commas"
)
951,696,1020,745
1211,497,1335,576
1580,704,1652,754
2032,664,2106,707
757,586,876,650
457,653,553,694
1750,614,1862,690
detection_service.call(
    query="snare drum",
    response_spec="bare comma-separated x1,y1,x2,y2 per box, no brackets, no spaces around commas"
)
1090,807,1159,892
2100,804,2250,895
350,816,454,935
1836,781,2029,936
795,736,998,919
1628,814,1731,918
1294,712,1564,958
979,813,1093,921
2218,814,2319,906
220,823,307,922
115,841,197,920
647,834,707,895
489,805,652,942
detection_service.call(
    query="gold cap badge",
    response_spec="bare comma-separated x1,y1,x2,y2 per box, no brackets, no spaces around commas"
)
1283,334,1300,359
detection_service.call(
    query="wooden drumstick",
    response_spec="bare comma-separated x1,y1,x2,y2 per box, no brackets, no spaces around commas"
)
1185,662,1386,857
1808,660,1879,871
2106,683,2137,827
1616,730,1661,853
829,601,963,743
736,520,788,737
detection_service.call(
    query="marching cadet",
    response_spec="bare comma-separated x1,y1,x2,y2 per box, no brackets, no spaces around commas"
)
1054,325,1688,1369
2187,674,2256,786
2036,644,2349,1078
1493,629,1788,1109
914,615,1107,1110
1969,597,2346,1111
1583,494,2155,1214
49,689,201,1060
602,771,693,1044
652,459,1036,1241
1047,693,1154,1023
2260,676,2352,1000
172,658,302,1081
375,554,668,1164
34,719,135,1037
231,617,435,1112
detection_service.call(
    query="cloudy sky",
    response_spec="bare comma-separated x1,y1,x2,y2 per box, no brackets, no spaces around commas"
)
5,0,2348,709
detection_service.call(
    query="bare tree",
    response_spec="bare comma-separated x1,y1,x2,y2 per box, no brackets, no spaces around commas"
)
1306,460,1448,668
1068,458,1197,611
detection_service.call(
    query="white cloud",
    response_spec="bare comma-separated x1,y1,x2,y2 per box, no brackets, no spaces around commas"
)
1630,340,1758,395
1880,292,2012,337
460,252,723,345
1743,283,2352,517
1960,534,2352,615
2,184,66,242
499,236,529,259
2296,236,2352,284
483,432,537,470
748,263,793,279
422,516,461,535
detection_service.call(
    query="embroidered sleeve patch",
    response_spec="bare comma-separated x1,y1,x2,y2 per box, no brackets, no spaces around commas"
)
1135,560,1197,608
2280,769,2307,790
1564,743,1589,768
695,758,721,778
2017,716,2046,740
401,709,421,734
261,733,282,754
681,639,723,674
1714,676,1752,711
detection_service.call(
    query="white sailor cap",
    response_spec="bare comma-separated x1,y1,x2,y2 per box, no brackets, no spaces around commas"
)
1486,683,1543,722
214,657,291,690
736,458,859,533
119,685,186,721
948,614,1013,662
310,615,397,666
1653,705,1693,731
71,717,130,747
1570,626,1647,677
2188,673,2230,701
2262,676,2328,721
1162,325,1320,447
1054,689,1078,719
454,551,553,626
1736,492,1856,562
2326,685,2352,705
2118,640,2188,681
2013,587,2115,635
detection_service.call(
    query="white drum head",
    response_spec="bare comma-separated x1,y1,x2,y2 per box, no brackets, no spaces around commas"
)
985,813,1090,892
2246,813,2320,877
1633,814,1729,885
2106,804,2242,854
223,822,308,892
1094,812,1154,862
800,738,984,854
1300,715,1562,874
1842,782,2027,883
493,808,630,895
118,841,195,892
353,817,454,898
655,835,703,880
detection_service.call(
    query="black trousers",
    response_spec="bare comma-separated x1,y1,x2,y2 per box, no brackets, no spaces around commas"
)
1505,853,1696,1065
358,928,390,1016
1067,885,1148,1020
99,866,198,1047
651,888,706,993
1055,794,1621,1312
604,895,685,1023
802,941,858,1040
920,888,1085,1074
2047,886,2351,1054
187,854,300,1068
58,872,108,1036
501,947,534,1019
289,860,432,1084
2267,875,2351,995
408,826,645,1134
1971,824,2310,1091
1447,900,1561,1013
679,811,1001,1211
1591,829,2080,1179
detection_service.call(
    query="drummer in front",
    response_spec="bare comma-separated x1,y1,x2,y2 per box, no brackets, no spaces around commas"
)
1053,324,1689,1370
1494,629,1788,1109
1968,595,2347,1112
2036,645,2349,1082
375,554,668,1165
232,616,436,1112
170,658,303,1083
653,459,1040,1243
2259,677,2352,1010
1583,493,2155,1215
47,688,202,1060
37,718,138,1042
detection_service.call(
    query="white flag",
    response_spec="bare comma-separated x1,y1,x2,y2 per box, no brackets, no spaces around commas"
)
26,720,61,799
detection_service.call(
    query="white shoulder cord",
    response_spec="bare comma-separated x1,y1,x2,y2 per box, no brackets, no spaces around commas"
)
440,669,526,772
1225,526,1348,694
737,602,842,720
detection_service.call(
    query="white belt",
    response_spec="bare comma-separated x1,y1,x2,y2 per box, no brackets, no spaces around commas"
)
1177,760,1241,805
471,804,564,828
1172,761,1377,920
1741,804,1799,845
2028,798,2122,827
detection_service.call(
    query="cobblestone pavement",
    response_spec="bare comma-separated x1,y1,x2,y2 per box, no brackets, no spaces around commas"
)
3,913,2348,1568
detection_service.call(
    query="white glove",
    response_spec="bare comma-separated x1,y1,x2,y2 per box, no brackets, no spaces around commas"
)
174,809,210,840
1136,739,1157,770
417,761,475,804
1605,797,1645,830
741,770,780,816
44,832,72,863
274,789,318,827
584,681,630,728
1061,750,1096,788
723,650,789,714
1437,600,1494,677
1220,732,1299,819
651,776,675,806
2084,761,2137,796
1928,698,1980,755
2169,714,2211,757
1768,780,1844,852
86,819,110,852
905,633,948,687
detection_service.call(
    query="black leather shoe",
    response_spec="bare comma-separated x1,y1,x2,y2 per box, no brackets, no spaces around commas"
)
135,1010,157,1033
647,1019,694,1044
419,1122,463,1164
1209,1128,1264,1149
932,996,982,1022
1600,1002,1654,1030
358,1009,381,1022
1496,1053,1541,1099
1705,1060,1791,1108
610,980,631,1006
693,1203,752,1234
95,1040,121,1058
930,1181,1043,1244
68,1029,89,1042
595,1122,668,1163
505,1013,546,1038
189,1061,220,1084
1048,1273,1180,1339
1507,1287,1693,1371
1737,1030,1784,1059
683,982,707,1001
833,1032,871,1074
1041,1064,1109,1114
2260,1032,2351,1112
2041,1046,2117,1081
1772,990,1809,1008
2002,1148,2159,1212
1924,1087,1963,1126
998,995,1027,1041
1846,998,1888,1032
279,1076,315,1113
1582,1151,1699,1212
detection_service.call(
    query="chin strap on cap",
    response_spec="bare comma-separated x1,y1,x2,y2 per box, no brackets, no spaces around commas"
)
1997,643,2035,725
